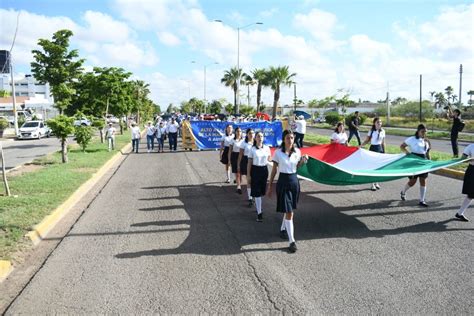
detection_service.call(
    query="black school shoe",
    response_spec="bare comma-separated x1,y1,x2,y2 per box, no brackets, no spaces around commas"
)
256,213,263,222
289,242,297,253
419,201,429,207
280,230,288,239
237,188,242,194
248,199,253,207
455,213,469,222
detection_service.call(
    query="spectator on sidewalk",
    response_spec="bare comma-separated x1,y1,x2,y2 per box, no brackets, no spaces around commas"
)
348,111,361,146
167,117,179,151
131,122,141,153
105,123,116,152
145,121,156,153
447,108,465,158
294,115,306,148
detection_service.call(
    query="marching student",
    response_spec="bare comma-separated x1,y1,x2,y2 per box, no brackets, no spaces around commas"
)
229,127,245,194
361,117,386,191
268,130,308,253
400,124,431,207
330,122,348,145
220,124,234,183
238,128,256,206
455,143,474,222
247,131,272,222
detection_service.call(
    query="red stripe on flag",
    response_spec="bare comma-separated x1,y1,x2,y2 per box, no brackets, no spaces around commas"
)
271,144,358,164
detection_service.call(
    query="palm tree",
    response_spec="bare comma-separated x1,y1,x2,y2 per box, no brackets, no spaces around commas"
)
242,73,254,107
221,67,242,114
266,66,296,119
468,90,474,106
434,92,447,110
445,86,454,105
251,68,268,113
132,80,150,124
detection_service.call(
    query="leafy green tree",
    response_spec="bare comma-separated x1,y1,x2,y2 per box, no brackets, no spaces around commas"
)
208,99,224,114
335,94,354,117
324,111,343,126
221,67,243,114
240,105,256,116
31,29,84,114
434,92,447,110
0,90,10,97
131,80,151,123
265,66,296,119
251,68,268,113
74,125,94,152
92,118,106,143
445,86,454,105
468,90,474,106
46,115,75,163
224,103,234,115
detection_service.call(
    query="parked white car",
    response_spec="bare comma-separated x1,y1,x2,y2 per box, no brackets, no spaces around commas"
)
17,120,51,139
106,115,119,124
74,117,92,126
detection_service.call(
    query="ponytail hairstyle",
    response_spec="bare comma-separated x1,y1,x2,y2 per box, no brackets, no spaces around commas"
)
334,122,344,133
245,128,254,143
370,117,383,140
234,127,242,140
281,129,296,157
253,131,264,148
415,124,427,139
225,124,233,136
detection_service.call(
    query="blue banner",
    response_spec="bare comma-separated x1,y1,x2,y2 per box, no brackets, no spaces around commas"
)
189,121,283,149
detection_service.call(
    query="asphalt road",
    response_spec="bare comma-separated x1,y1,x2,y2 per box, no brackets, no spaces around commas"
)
4,143,473,314
1,137,61,171
307,126,472,154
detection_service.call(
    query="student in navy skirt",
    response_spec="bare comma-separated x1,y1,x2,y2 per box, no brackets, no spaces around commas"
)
229,127,244,194
219,125,234,183
268,130,308,253
247,131,272,222
237,128,255,206
361,117,386,191
455,144,474,222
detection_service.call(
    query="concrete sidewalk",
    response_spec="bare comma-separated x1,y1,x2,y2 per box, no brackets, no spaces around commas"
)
4,142,473,314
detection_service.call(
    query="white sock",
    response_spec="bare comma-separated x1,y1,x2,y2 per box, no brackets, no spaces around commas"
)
247,188,251,200
284,219,295,243
419,186,427,202
255,197,262,214
458,197,472,216
402,184,411,194
226,169,230,180
281,216,286,231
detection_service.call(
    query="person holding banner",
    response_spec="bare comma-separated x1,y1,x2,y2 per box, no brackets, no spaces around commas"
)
229,127,245,194
361,117,386,191
330,122,348,145
268,130,308,253
220,124,234,183
247,131,272,222
238,128,256,207
400,124,431,207
455,143,474,222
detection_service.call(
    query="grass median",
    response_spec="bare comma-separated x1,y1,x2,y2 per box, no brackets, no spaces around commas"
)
0,131,132,260
305,133,469,172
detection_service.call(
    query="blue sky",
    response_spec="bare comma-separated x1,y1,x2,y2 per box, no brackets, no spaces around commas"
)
1,0,473,107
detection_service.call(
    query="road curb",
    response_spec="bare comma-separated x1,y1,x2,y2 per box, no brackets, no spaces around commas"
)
0,260,12,281
25,141,132,245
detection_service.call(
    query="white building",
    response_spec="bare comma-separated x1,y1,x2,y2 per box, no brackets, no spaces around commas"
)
0,74,54,110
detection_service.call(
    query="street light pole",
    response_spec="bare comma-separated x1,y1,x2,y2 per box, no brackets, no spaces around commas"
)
192,61,218,113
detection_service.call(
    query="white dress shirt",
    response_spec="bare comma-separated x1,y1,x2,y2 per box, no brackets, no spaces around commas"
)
248,145,271,166
368,129,385,145
272,148,301,174
331,132,348,144
240,141,253,157
221,135,234,147
405,136,429,154
230,138,244,152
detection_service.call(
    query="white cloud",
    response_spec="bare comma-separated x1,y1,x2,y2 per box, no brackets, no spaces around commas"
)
157,31,181,46
349,34,393,64
259,8,278,18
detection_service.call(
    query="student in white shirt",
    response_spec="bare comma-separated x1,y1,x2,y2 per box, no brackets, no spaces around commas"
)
330,122,348,145
130,122,141,153
268,130,308,253
155,121,167,153
294,115,307,148
247,131,272,222
167,118,179,151
220,125,234,183
145,121,156,153
361,117,386,191
105,123,116,152
229,127,245,194
455,144,474,222
400,124,431,207
237,128,256,206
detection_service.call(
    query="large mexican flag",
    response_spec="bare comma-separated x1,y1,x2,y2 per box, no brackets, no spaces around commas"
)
294,144,466,186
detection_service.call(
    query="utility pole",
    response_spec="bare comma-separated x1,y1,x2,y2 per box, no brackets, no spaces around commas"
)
10,62,18,135
419,74,422,122
386,81,390,126
293,83,297,112
459,64,463,106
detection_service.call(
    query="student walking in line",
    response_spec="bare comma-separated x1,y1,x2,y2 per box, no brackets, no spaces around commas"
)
348,111,361,145
400,124,431,207
447,108,465,158
247,131,272,222
145,121,156,153
455,143,474,222
330,122,348,145
167,117,179,151
361,117,386,191
238,128,256,207
131,122,141,153
106,123,116,151
155,121,166,153
268,130,308,253
229,127,245,194
220,124,234,183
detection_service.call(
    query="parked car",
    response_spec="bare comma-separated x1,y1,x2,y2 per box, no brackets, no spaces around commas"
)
74,117,92,126
17,120,51,139
106,115,119,124
313,117,326,123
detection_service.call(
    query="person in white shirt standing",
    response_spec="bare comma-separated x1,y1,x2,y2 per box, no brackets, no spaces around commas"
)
268,130,308,253
361,117,386,191
167,118,179,151
247,131,272,222
131,122,141,153
238,128,255,207
105,123,116,152
330,122,348,145
220,125,234,183
155,121,167,153
294,115,307,148
229,127,245,194
145,121,156,153
455,143,474,222
400,124,431,207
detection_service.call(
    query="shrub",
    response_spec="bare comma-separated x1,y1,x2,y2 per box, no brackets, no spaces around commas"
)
325,111,343,126
47,115,75,163
74,125,94,152
0,118,8,130
345,113,367,126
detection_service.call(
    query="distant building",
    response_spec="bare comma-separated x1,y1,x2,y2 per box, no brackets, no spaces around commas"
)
0,74,54,111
